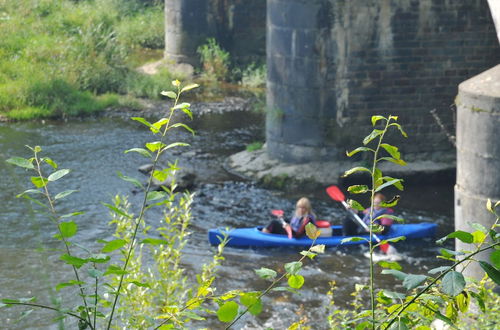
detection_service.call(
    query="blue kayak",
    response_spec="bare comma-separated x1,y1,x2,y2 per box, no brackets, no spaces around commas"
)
208,223,437,248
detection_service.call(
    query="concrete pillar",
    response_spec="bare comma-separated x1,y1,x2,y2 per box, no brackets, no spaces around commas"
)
455,65,500,279
266,0,336,163
164,0,211,65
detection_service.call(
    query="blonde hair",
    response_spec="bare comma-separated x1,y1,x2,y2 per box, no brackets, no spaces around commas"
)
295,197,312,216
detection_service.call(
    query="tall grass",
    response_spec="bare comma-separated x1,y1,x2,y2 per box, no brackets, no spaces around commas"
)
0,0,166,120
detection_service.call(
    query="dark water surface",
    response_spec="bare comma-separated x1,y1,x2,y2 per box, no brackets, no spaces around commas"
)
0,109,454,329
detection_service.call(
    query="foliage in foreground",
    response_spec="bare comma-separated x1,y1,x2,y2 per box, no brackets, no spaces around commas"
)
2,81,326,329
330,115,500,329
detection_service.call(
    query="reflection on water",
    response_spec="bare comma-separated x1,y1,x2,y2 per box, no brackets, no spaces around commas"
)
0,109,454,329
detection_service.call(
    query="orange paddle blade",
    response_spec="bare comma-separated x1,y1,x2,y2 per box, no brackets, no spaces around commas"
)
326,185,346,202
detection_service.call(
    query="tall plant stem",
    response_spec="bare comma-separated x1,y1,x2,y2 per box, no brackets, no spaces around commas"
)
106,88,182,330
368,118,391,329
33,150,93,329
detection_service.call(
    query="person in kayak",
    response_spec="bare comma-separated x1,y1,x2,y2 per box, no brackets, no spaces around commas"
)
342,193,394,236
262,197,316,238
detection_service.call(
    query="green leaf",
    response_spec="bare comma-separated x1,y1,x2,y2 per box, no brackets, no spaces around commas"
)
31,176,48,188
341,237,368,244
347,185,369,194
48,169,70,182
389,122,408,137
363,129,383,145
455,291,470,313
172,102,191,110
381,269,408,281
164,142,190,150
441,271,466,296
55,280,85,291
305,222,320,239
131,117,153,128
42,157,57,169
152,169,169,182
288,274,305,289
6,157,34,169
371,115,385,126
240,292,262,316
469,291,485,312
88,254,110,263
381,177,404,190
403,274,428,290
491,250,500,268
54,190,77,200
101,239,127,253
145,141,166,152
161,90,177,99
380,143,401,160
141,238,169,245
346,146,374,157
117,171,143,189
217,301,238,322
16,189,44,197
255,268,277,280
388,321,409,330
285,261,302,275
479,261,500,285
300,251,317,259
146,191,167,201
379,157,407,166
310,244,325,253
342,166,371,178
60,254,87,269
374,214,405,223
57,221,77,239
468,222,488,233
375,179,404,192
130,281,151,288
60,211,85,219
428,266,450,275
380,195,401,208
104,265,128,276
382,290,405,300
171,123,195,135
348,199,365,211
471,230,486,244
88,268,104,278
486,199,493,212
152,117,170,131
447,231,474,244
102,203,132,219
181,83,199,93
124,148,152,158
378,261,402,270
181,107,193,120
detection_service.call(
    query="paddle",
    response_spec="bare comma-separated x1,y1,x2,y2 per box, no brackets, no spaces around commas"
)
271,209,293,239
325,185,396,255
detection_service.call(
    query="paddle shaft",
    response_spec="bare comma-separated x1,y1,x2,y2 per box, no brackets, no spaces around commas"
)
340,200,383,244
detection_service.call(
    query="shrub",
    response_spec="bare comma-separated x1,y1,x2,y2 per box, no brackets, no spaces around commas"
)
197,38,230,81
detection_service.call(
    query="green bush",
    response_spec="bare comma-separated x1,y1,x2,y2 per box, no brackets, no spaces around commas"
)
0,0,167,119
116,6,164,49
197,38,230,81
125,69,177,99
240,63,266,88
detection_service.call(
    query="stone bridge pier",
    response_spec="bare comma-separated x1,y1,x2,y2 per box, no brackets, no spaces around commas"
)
165,1,498,165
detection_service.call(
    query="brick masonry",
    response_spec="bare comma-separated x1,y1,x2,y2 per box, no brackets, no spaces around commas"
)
165,0,499,164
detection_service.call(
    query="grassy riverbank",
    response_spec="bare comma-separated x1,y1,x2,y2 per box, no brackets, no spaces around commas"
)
0,0,173,120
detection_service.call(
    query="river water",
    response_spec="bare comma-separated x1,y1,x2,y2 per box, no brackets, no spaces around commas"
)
0,99,455,329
